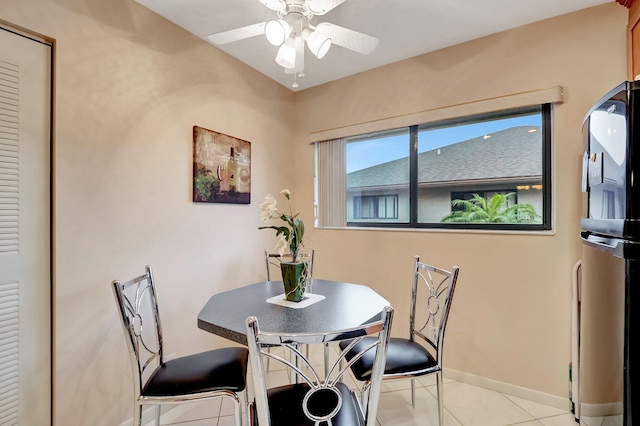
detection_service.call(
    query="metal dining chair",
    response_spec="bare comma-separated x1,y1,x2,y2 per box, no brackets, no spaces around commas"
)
339,255,460,426
264,248,315,282
112,265,249,426
246,306,394,426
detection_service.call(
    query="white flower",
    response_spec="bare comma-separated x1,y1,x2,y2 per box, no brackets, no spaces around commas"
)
274,234,288,257
259,194,278,223
259,189,305,263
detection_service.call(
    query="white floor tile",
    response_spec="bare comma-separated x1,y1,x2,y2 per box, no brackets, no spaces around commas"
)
581,415,604,426
504,394,571,419
379,377,418,393
158,401,220,425
375,387,461,426
442,382,535,426
416,373,454,388
538,413,584,426
218,414,244,426
602,416,623,426
217,396,247,418
163,420,217,426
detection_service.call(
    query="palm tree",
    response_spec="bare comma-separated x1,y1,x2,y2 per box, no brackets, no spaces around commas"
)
441,192,539,223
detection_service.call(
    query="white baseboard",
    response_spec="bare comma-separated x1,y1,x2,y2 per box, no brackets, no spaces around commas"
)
578,400,623,418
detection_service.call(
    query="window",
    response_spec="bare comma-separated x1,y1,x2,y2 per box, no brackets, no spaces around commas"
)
317,104,553,231
346,128,409,224
354,195,399,219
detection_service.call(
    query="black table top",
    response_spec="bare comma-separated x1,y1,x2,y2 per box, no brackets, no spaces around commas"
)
197,279,390,345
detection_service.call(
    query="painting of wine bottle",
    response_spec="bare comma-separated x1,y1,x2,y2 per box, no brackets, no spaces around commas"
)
192,125,251,204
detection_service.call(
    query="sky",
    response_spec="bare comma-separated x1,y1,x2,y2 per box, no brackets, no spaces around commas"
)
346,114,541,173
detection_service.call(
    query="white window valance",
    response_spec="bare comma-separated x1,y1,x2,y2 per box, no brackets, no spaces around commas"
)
309,86,563,143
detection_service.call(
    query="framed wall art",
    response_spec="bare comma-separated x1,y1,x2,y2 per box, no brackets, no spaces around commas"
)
192,126,251,204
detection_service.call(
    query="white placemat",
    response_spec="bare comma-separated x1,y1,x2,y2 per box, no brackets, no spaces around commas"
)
266,293,326,309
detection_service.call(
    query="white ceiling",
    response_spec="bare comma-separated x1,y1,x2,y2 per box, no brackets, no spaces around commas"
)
135,0,613,92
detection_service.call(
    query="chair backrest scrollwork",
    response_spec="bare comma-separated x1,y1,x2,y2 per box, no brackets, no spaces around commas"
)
264,248,315,281
409,255,459,366
112,265,164,395
246,305,393,426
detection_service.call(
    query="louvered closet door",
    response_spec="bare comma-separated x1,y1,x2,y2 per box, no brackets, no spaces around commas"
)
0,27,51,425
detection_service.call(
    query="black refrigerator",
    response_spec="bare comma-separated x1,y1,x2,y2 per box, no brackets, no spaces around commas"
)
580,81,640,426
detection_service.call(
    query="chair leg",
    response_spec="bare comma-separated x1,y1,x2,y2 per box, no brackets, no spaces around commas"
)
248,401,256,426
155,405,161,426
361,381,372,419
134,403,143,426
411,378,416,408
290,344,302,384
233,395,242,426
266,346,271,372
436,372,444,426
243,388,250,425
324,343,329,377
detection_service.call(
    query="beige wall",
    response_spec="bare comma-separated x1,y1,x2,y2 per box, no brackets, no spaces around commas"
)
3,0,295,424
0,0,629,424
294,2,627,407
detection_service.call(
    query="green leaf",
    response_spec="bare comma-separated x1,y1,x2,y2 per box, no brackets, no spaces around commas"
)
441,192,540,224
295,219,305,245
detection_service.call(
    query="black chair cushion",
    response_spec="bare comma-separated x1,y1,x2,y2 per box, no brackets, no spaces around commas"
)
339,337,436,382
258,381,360,426
142,347,248,397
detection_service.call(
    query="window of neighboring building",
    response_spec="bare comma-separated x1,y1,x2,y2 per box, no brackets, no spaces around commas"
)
317,104,552,231
346,128,410,224
354,195,399,219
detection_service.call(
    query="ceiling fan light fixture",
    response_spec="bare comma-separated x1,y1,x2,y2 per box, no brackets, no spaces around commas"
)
265,19,291,46
303,29,331,59
206,0,378,86
275,38,297,69
260,0,286,11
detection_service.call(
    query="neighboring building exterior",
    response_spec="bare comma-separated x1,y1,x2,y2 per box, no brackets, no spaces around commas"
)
347,126,543,224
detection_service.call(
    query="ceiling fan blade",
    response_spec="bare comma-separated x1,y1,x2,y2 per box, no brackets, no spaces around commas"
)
305,0,347,15
285,37,305,74
315,22,379,55
207,22,266,45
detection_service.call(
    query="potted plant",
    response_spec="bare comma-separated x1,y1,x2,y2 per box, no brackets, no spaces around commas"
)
259,189,309,301
441,192,540,223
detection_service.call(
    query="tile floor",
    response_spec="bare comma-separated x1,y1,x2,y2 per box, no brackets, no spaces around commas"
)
150,345,620,426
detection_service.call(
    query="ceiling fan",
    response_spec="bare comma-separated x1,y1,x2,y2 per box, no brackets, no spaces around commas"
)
207,0,379,87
